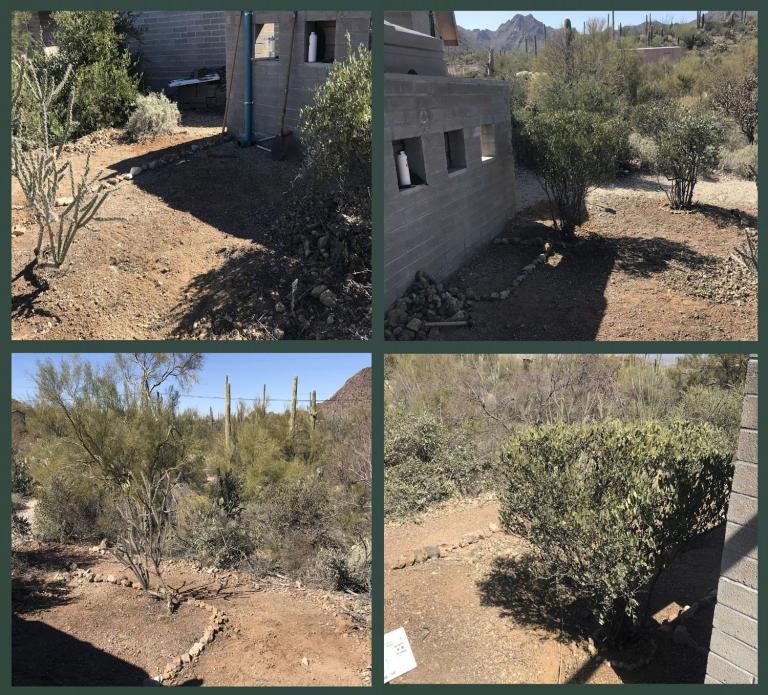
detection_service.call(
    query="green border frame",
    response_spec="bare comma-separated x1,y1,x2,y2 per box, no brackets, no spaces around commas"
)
3,1,764,691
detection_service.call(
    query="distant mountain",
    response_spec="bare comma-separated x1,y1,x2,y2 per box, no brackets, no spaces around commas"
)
320,367,371,418
457,13,551,53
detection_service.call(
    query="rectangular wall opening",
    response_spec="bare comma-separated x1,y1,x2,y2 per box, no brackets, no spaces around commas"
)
392,138,426,189
444,129,466,172
253,22,278,60
306,20,336,62
480,123,496,161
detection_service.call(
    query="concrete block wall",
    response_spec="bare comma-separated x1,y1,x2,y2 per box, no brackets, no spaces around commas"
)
225,11,371,139
383,73,515,306
130,11,227,91
383,21,447,77
705,356,758,684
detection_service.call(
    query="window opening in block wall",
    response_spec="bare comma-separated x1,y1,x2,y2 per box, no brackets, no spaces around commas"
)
393,137,426,189
444,129,466,172
306,20,336,62
480,123,496,161
254,22,278,60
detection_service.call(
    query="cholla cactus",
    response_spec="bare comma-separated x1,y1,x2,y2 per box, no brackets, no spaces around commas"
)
11,58,111,274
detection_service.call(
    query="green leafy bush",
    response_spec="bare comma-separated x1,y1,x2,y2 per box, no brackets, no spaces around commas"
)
126,91,179,142
670,385,744,443
637,102,722,208
499,420,733,643
35,470,119,543
50,11,141,137
628,132,658,172
384,409,493,517
521,110,628,236
299,35,371,214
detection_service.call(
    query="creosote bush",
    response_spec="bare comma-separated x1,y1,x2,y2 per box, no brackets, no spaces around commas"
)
126,91,180,142
521,109,628,236
499,419,733,644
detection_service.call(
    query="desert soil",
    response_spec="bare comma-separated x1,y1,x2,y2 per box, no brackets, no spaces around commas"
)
12,113,370,340
385,496,721,684
435,171,757,341
12,541,370,686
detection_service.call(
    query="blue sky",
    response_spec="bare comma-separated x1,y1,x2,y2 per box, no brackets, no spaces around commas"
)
455,10,698,31
12,353,370,415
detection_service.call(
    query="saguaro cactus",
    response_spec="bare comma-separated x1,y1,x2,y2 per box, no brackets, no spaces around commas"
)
310,390,318,430
224,376,232,448
289,376,298,436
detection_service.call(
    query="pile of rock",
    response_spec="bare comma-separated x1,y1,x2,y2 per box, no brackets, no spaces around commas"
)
385,270,472,341
64,128,125,153
390,522,500,569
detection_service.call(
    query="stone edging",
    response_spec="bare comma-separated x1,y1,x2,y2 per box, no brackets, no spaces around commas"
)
479,241,553,301
68,565,229,685
390,522,501,570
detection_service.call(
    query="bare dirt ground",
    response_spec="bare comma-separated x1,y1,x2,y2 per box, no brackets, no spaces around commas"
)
385,496,721,684
12,540,370,686
433,171,757,341
11,112,370,340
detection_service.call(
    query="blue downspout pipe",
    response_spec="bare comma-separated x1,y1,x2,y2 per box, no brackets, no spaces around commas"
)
239,11,253,146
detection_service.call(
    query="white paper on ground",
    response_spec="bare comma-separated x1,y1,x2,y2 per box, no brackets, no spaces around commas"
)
384,627,417,683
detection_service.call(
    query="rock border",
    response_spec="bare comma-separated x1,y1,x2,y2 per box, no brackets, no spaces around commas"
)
480,240,553,301
98,133,235,190
67,565,228,685
390,522,501,570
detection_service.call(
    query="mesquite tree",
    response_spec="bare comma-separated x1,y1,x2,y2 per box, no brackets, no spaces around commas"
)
11,58,111,280
712,73,758,144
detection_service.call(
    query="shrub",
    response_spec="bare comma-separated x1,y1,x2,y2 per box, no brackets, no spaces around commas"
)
35,470,120,543
499,420,733,643
299,35,371,214
312,541,370,593
126,91,180,142
719,142,757,179
712,73,758,144
384,409,493,517
628,132,658,172
521,110,628,236
639,103,722,208
670,384,744,443
50,11,141,137
175,492,255,569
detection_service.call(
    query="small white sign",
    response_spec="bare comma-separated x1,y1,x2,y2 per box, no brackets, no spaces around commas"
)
384,627,417,683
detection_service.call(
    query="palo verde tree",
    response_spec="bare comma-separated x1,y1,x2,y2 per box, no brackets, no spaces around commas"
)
33,353,202,607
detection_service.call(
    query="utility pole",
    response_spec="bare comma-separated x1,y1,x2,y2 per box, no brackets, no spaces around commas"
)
262,383,267,415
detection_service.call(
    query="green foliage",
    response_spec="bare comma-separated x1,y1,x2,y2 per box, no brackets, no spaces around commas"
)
299,36,371,214
499,420,733,642
628,131,658,172
521,109,628,235
50,11,141,137
35,469,119,542
384,409,493,517
719,142,757,179
312,542,370,592
126,91,180,142
669,385,744,443
637,102,722,208
712,73,758,144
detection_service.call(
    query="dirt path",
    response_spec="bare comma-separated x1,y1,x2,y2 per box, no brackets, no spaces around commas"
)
385,497,720,684
12,542,370,686
12,113,370,340
432,172,757,341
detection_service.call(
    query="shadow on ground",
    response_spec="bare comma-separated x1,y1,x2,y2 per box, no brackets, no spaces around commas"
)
12,614,150,685
476,524,726,683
